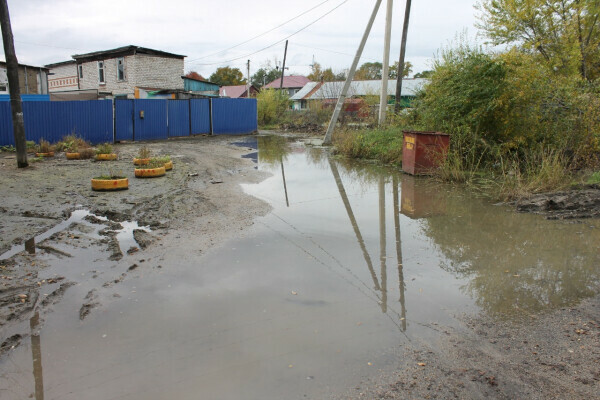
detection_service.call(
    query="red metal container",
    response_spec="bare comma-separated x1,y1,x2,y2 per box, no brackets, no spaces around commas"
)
402,131,450,175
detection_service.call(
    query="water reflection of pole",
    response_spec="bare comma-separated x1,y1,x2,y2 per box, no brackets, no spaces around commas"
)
393,175,407,331
379,176,387,313
328,158,380,291
30,312,44,400
280,156,289,207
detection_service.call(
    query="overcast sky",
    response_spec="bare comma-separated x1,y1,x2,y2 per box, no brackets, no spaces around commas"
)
4,0,481,78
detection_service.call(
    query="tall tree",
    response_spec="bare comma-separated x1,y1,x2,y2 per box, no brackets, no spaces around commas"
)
0,0,27,167
389,61,413,78
185,71,206,81
251,66,280,88
355,61,383,80
476,0,600,80
209,66,246,86
307,61,346,81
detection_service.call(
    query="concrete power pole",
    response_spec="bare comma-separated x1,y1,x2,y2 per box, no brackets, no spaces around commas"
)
0,0,28,168
394,0,412,113
323,0,383,145
378,0,394,126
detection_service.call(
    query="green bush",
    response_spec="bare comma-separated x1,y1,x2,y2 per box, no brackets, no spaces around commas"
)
257,89,289,126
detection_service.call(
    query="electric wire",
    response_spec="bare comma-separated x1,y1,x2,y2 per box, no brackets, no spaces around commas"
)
186,0,349,67
186,0,334,63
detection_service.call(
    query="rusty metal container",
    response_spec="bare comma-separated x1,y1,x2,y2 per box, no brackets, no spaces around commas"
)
402,131,450,175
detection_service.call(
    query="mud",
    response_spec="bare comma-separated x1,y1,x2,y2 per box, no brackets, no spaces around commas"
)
515,184,600,219
0,135,270,352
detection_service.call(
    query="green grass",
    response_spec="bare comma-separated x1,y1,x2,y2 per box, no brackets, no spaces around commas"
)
333,127,404,164
587,171,600,185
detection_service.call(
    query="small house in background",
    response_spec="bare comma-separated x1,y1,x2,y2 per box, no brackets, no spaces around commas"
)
219,84,259,98
46,45,186,100
0,61,49,95
183,75,220,97
263,75,311,97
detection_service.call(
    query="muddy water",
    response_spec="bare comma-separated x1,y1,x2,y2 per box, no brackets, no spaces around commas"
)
2,136,599,400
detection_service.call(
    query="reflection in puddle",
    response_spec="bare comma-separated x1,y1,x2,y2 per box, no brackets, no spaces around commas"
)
30,312,44,400
115,221,151,252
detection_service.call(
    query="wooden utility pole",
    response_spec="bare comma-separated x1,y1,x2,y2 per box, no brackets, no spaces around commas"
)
394,0,412,113
323,0,383,145
279,40,288,91
378,0,394,126
0,0,27,167
246,59,250,98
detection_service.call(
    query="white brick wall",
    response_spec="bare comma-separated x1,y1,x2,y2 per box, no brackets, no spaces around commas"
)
77,54,183,98
48,63,78,92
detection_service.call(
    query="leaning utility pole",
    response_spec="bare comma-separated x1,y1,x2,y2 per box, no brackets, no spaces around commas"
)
378,0,393,126
394,0,412,113
0,0,27,167
279,40,288,91
323,0,383,145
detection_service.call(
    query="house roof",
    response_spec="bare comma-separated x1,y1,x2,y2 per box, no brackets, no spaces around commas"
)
219,85,257,98
0,60,49,70
182,75,219,86
306,78,428,99
72,45,186,62
44,60,76,68
289,81,322,100
263,75,311,89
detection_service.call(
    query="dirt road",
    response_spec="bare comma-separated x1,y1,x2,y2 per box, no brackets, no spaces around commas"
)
1,134,598,399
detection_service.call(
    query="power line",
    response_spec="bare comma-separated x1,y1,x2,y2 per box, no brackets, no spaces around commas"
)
187,0,349,67
14,40,87,52
187,0,333,63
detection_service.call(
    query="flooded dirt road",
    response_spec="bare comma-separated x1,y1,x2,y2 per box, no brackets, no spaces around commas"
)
1,135,599,399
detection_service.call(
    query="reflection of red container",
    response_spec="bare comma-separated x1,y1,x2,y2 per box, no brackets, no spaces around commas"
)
401,175,446,219
402,131,450,175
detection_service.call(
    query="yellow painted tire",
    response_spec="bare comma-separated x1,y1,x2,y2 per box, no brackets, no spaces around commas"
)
133,158,150,166
66,152,80,160
36,152,54,157
91,178,129,191
164,160,173,171
96,153,117,161
134,166,166,178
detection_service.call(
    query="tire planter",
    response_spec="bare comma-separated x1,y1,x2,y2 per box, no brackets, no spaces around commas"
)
35,152,54,157
91,178,129,191
96,153,118,161
66,152,80,160
133,158,150,166
134,166,166,178
164,160,173,171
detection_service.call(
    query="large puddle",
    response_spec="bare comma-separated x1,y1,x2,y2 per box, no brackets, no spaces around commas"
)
1,136,599,400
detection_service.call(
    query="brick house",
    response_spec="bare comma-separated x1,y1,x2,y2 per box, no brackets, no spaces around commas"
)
46,45,185,99
0,61,49,95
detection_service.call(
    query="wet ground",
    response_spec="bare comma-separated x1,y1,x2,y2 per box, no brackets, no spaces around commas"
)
1,134,599,399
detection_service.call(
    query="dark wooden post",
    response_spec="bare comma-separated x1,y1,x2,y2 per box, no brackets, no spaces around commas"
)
394,0,412,113
0,0,28,167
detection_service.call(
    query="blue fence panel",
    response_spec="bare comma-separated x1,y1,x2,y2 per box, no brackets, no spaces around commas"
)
168,100,190,137
20,101,113,144
134,100,168,141
212,98,257,135
0,94,50,102
115,100,134,141
0,102,14,146
190,99,210,134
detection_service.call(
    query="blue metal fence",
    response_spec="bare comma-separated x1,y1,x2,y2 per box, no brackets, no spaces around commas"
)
0,98,257,146
212,98,257,135
168,100,190,137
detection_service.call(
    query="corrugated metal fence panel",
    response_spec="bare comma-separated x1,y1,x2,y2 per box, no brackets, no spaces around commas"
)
190,99,210,134
168,100,190,137
134,99,168,141
0,94,50,102
115,100,134,141
21,101,113,144
212,98,257,135
0,102,14,146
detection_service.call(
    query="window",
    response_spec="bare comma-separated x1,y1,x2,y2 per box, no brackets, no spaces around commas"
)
116,57,125,81
78,65,83,79
98,61,105,84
